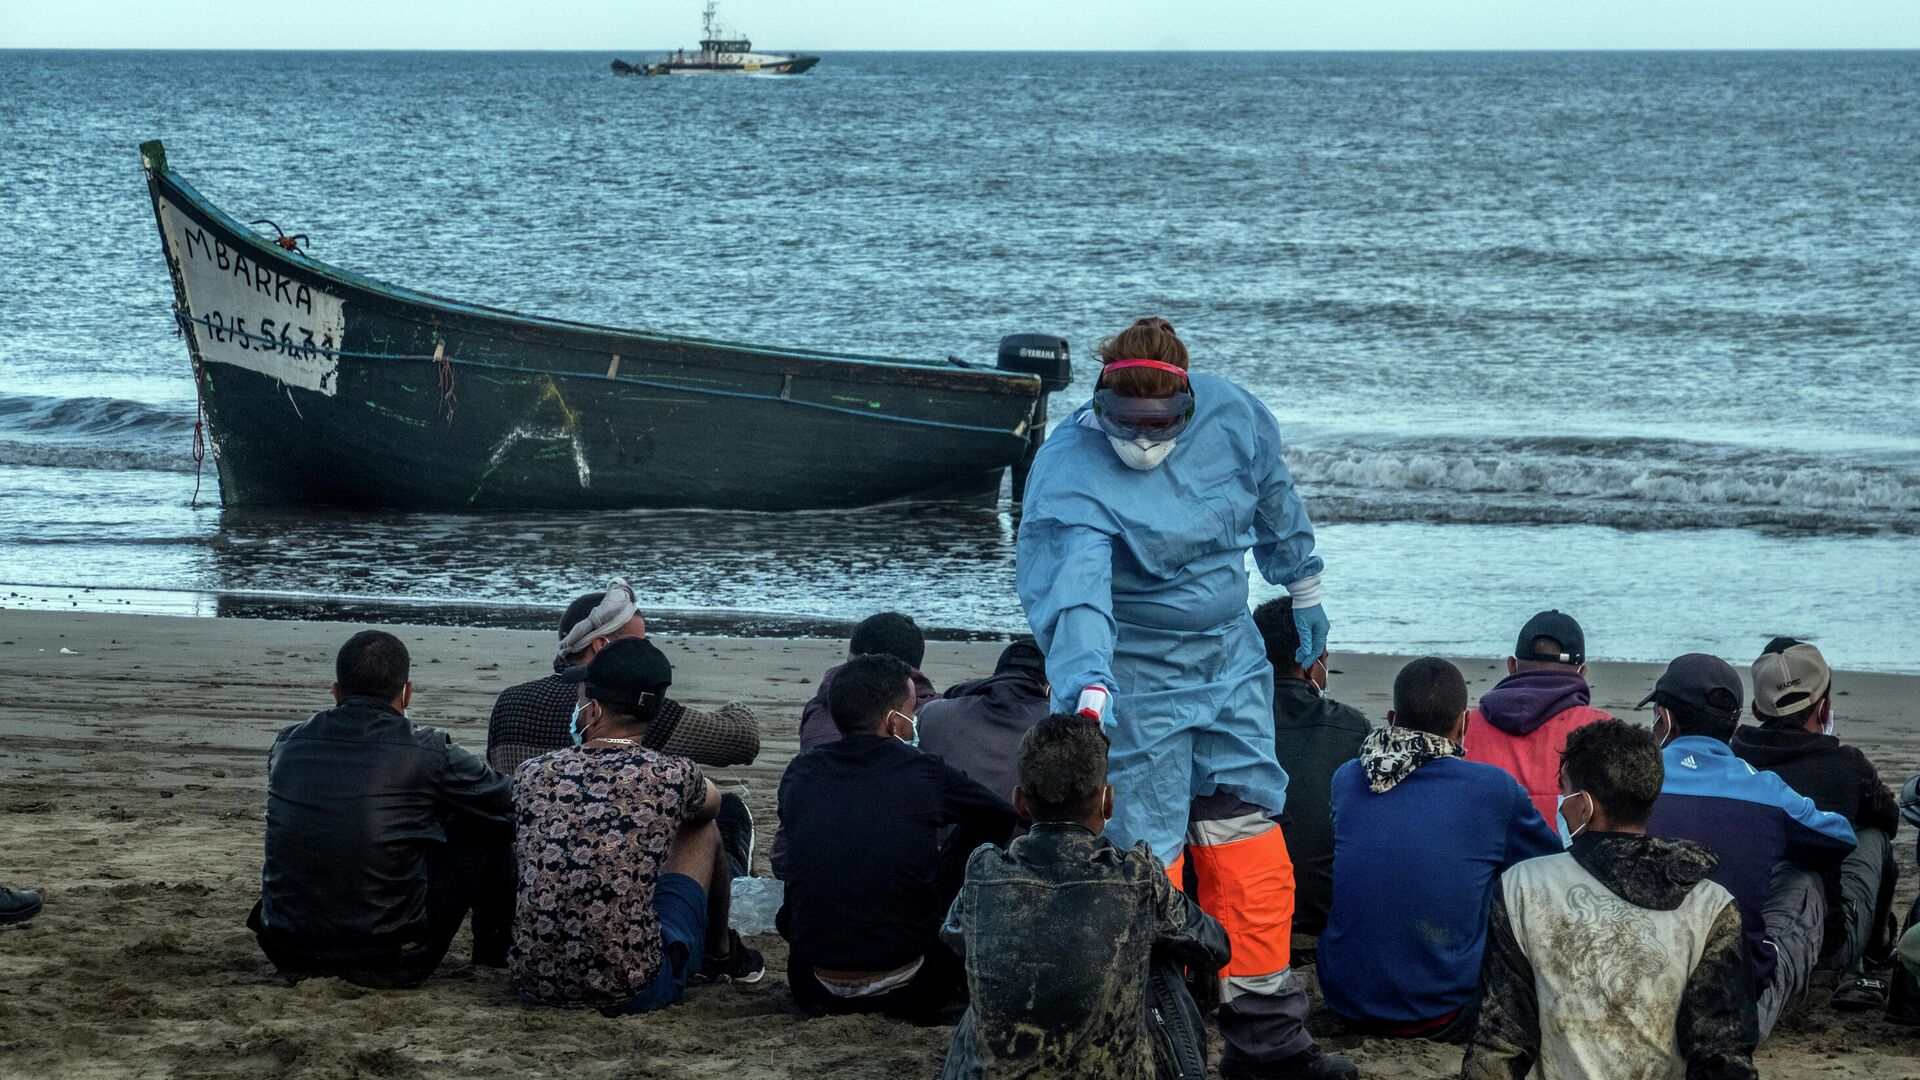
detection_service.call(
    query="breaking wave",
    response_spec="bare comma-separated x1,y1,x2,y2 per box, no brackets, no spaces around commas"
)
1290,435,1920,533
0,392,193,473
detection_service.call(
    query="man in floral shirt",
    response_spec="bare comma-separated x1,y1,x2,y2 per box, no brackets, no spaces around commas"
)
510,638,763,1015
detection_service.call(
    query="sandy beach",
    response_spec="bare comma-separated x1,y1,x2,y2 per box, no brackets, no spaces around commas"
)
1,608,1915,1079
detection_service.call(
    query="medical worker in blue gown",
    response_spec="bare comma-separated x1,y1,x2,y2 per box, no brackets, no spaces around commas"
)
1017,318,1351,1080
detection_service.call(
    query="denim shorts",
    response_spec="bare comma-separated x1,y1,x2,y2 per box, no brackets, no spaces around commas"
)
599,873,708,1016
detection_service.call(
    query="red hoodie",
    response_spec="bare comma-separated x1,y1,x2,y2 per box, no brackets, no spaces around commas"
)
1465,669,1612,826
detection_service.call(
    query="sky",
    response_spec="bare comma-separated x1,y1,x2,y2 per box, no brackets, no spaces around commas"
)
5,0,1919,51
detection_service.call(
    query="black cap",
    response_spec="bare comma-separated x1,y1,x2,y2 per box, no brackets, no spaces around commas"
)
995,637,1046,677
1515,610,1584,665
561,637,672,708
1636,652,1742,720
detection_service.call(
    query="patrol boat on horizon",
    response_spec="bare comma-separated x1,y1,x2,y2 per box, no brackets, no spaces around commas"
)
611,2,820,77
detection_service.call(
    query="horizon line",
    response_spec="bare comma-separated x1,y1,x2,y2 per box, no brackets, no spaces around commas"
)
5,46,1919,54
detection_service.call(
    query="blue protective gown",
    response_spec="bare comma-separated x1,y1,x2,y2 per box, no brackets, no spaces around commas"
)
1016,372,1323,863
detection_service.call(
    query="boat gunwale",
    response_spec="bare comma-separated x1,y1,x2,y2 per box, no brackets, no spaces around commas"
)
145,154,1043,397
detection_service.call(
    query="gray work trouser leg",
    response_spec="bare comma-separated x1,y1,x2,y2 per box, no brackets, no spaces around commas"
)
1826,828,1896,977
1216,969,1315,1065
1757,863,1828,1041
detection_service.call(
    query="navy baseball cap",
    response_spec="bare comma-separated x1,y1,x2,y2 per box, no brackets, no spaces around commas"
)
1515,610,1584,665
1636,653,1742,721
562,637,672,707
995,637,1047,677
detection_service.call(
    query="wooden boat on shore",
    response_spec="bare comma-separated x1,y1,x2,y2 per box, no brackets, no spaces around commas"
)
138,141,1069,511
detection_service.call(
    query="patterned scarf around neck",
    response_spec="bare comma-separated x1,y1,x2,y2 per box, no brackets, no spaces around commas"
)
1360,726,1465,793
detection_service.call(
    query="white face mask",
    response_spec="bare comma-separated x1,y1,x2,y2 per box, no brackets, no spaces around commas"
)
1822,703,1835,737
1556,790,1591,847
1108,436,1175,471
889,709,919,748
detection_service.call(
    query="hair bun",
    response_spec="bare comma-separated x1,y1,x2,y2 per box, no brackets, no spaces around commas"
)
1096,317,1191,395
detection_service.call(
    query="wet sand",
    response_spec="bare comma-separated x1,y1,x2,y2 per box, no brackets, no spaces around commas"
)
1,610,1915,1078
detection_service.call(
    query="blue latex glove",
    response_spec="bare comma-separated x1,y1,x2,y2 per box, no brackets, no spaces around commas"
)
1292,603,1329,668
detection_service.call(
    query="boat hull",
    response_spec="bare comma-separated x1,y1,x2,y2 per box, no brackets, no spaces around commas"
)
628,54,820,76
139,142,1041,512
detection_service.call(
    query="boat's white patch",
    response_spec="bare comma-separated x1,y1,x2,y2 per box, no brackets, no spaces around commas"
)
158,197,345,397
483,423,593,489
479,378,592,490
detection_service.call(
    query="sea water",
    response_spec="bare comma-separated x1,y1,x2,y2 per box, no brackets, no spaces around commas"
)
0,51,1915,668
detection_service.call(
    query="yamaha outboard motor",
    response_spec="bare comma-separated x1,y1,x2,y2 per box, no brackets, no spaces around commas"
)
997,334,1072,505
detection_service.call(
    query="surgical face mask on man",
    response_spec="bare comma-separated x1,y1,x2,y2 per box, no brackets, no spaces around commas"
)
569,700,591,747
1108,435,1176,471
888,708,920,748
1556,790,1592,847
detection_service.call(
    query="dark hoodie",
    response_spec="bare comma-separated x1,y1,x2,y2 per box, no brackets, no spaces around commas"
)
916,670,1051,807
1466,834,1759,1080
1465,669,1612,827
1476,669,1596,737
1730,724,1899,836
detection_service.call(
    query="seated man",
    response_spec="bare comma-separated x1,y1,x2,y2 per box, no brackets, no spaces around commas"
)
941,714,1230,1079
1731,638,1900,1011
1642,653,1856,1041
250,630,515,988
777,653,1017,1021
509,638,762,1015
486,578,761,771
1253,596,1370,944
797,611,938,752
1465,720,1759,1080
916,636,1051,805
1465,610,1613,827
486,579,759,875
1318,657,1560,1040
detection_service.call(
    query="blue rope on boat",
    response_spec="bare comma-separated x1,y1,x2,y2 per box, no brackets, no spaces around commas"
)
171,309,1024,437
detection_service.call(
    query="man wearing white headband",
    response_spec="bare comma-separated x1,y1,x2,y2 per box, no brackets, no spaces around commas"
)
552,577,645,662
486,579,763,874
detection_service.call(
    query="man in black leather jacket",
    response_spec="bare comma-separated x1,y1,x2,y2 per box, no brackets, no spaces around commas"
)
941,714,1231,1079
248,630,515,987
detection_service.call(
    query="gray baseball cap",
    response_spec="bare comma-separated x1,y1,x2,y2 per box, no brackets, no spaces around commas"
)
1751,638,1832,721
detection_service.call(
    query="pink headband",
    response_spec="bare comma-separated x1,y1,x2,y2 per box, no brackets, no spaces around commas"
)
1100,359,1190,380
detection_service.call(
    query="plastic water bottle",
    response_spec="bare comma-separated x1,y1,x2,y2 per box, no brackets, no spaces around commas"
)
728,876,784,936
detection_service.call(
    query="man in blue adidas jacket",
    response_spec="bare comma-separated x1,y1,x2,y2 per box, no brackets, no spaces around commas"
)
1642,653,1857,1041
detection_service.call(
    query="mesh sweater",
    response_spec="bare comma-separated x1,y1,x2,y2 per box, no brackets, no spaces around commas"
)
486,665,761,772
